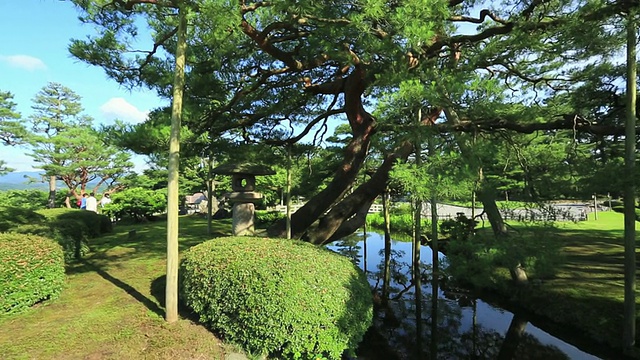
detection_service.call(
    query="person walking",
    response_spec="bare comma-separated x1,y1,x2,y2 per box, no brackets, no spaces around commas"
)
80,193,88,210
86,192,98,213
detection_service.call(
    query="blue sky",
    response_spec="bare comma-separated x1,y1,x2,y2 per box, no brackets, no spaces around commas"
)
0,0,166,172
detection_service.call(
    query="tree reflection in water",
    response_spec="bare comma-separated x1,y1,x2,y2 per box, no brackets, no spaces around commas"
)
328,232,592,360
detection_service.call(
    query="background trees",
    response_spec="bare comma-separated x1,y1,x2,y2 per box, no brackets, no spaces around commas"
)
0,91,26,175
11,83,134,207
67,0,640,244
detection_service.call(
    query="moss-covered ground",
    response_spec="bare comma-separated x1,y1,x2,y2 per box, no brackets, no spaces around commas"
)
0,216,231,360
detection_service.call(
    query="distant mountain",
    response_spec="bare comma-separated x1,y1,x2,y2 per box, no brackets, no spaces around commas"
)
0,171,42,183
0,171,106,191
0,171,51,190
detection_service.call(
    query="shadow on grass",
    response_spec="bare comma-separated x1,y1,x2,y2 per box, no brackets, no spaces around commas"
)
150,275,201,323
67,217,232,276
80,260,166,318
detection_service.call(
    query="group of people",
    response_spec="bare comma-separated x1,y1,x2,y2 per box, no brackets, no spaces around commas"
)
78,192,111,212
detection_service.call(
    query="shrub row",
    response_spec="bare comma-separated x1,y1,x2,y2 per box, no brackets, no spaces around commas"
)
102,187,166,222
0,206,111,261
180,237,373,360
0,189,69,210
254,210,286,227
0,233,65,315
37,208,112,238
366,212,430,234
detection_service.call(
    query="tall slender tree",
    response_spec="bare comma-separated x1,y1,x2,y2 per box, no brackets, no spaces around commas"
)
165,3,187,323
623,8,637,353
70,0,194,323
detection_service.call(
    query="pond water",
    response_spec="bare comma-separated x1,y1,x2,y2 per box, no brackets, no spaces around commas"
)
328,231,607,360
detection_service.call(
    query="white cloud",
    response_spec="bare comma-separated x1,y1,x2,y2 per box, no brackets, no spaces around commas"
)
0,54,46,71
99,97,149,124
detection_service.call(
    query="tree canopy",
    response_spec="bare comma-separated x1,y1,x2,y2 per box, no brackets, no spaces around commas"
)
68,0,640,243
20,82,134,205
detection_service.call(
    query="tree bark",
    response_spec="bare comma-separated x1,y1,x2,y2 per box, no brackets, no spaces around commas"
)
382,188,392,304
165,4,187,324
286,145,292,239
304,141,411,244
48,175,56,208
268,67,375,238
477,184,508,237
303,109,442,245
623,8,637,352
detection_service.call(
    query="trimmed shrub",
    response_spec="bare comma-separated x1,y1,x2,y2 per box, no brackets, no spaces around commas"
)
180,237,373,360
0,206,47,232
11,220,90,261
102,187,166,222
254,210,286,227
0,233,65,315
365,212,430,235
0,189,69,210
37,208,112,237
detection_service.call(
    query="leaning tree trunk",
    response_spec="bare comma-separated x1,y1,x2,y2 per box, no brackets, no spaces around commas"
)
443,107,528,285
304,143,411,245
477,171,528,284
268,67,375,238
476,180,508,236
497,314,528,360
305,109,442,245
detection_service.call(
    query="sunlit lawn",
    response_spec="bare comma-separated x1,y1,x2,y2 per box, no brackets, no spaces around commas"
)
494,211,640,350
0,216,232,360
2,209,638,358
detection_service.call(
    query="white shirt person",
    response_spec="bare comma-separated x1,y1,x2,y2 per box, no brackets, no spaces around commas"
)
85,192,98,213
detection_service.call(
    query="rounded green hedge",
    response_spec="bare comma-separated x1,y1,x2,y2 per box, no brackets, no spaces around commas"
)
37,208,112,237
11,220,90,261
180,237,373,360
0,206,47,232
0,233,65,315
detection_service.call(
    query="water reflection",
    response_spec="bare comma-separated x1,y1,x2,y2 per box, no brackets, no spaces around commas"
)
328,232,600,360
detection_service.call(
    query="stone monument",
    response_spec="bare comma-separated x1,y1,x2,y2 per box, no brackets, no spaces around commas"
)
212,163,275,236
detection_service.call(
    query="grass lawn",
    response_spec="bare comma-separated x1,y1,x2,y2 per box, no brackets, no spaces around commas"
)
492,211,640,352
0,216,233,360
3,210,639,358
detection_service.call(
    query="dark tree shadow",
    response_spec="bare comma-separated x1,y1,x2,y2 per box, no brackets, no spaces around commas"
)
81,260,165,318
150,275,201,322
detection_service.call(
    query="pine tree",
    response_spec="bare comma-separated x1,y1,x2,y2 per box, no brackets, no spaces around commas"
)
0,91,25,174
24,83,133,207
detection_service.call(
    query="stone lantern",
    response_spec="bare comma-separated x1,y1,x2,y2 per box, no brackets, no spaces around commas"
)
212,163,275,236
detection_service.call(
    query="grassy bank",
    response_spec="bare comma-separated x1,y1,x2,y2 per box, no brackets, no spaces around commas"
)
0,216,231,360
369,207,640,354
489,211,640,353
